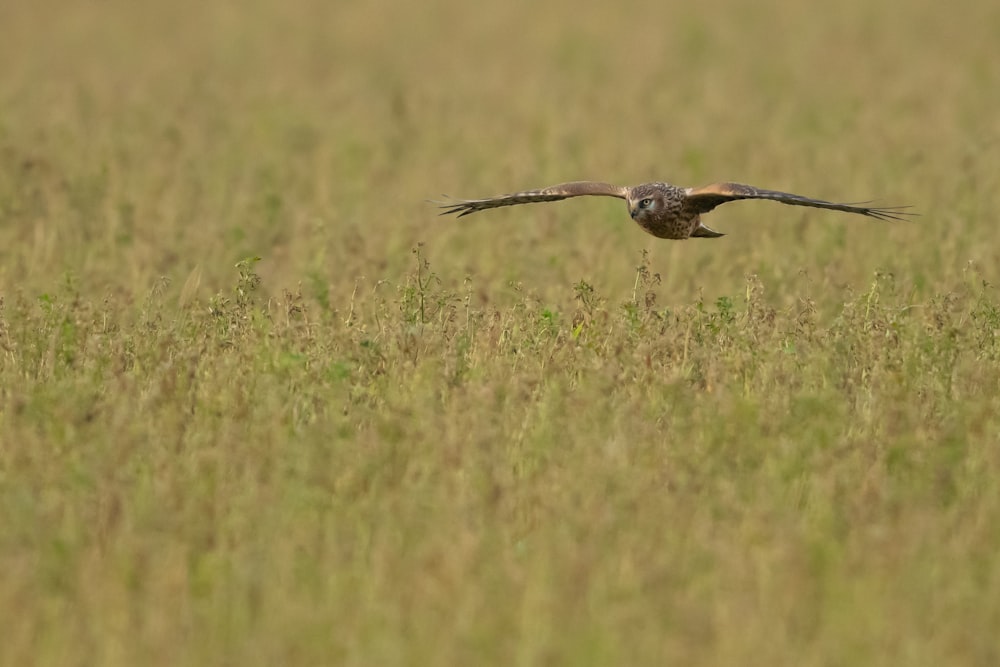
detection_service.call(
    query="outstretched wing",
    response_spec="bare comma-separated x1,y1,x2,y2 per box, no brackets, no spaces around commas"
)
685,182,915,222
436,181,627,218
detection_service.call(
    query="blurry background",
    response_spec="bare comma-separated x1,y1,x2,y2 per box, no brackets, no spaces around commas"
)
1,0,997,304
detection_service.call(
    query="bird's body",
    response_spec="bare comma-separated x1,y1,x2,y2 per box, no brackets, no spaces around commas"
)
437,180,914,239
627,182,697,239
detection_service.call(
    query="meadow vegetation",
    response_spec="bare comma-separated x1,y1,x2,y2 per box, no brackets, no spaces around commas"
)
1,0,999,664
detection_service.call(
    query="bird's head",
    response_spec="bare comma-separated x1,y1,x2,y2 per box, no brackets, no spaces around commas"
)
627,185,664,222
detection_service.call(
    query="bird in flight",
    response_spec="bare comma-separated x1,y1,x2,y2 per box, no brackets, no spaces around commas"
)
437,180,913,239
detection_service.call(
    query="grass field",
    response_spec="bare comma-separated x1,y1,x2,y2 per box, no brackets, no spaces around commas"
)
2,0,1000,664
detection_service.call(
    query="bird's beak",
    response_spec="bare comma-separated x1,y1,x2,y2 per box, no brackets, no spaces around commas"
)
628,207,638,219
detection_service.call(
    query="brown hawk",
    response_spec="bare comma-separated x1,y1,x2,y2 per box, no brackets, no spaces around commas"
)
437,180,913,239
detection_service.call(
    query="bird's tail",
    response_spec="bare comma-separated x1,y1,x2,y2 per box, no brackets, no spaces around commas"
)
691,223,725,238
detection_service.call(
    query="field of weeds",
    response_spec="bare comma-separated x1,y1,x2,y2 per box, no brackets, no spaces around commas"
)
1,0,999,664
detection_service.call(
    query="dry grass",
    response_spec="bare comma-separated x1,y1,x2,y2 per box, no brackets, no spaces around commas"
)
2,0,1000,664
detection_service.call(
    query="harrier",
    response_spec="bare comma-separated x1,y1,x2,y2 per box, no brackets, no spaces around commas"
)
437,181,913,239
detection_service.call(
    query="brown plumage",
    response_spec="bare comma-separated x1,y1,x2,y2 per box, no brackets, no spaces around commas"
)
436,180,914,239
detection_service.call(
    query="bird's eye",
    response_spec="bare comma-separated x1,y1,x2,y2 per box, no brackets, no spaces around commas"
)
639,198,653,208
